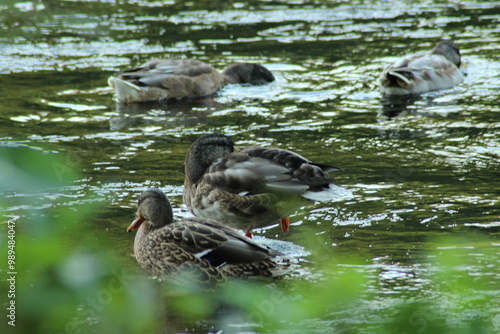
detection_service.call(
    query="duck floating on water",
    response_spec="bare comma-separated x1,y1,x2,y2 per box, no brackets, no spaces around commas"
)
127,189,286,286
183,133,352,238
108,59,274,103
379,41,464,95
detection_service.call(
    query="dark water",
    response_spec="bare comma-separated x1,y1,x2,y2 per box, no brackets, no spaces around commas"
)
1,0,499,333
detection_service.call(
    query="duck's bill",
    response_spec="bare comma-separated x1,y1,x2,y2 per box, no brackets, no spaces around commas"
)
127,215,145,232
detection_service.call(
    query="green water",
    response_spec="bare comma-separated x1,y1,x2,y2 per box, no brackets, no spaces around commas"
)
1,0,499,333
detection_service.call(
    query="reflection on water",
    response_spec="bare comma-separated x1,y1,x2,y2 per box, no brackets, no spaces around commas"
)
1,0,499,332
379,94,424,118
378,89,466,118
109,98,228,130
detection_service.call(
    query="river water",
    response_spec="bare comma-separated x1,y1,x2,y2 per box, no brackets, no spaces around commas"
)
1,0,499,333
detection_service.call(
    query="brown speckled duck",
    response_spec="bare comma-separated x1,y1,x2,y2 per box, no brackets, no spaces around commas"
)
108,59,275,103
379,41,464,95
183,133,352,238
127,189,285,286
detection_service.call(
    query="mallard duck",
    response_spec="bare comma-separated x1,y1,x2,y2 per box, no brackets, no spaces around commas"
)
108,59,275,103
127,189,285,286
379,41,464,95
183,133,351,237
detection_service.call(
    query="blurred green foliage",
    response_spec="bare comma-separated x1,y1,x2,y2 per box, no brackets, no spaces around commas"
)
0,146,160,334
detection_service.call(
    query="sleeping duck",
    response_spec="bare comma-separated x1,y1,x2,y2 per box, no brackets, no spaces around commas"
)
379,41,464,95
108,59,275,103
183,133,352,238
127,189,286,286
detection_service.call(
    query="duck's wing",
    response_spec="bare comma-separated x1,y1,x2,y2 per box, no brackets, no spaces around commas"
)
160,218,275,266
202,151,290,194
145,222,285,282
243,147,340,189
115,59,177,84
387,53,459,76
201,147,341,198
138,232,226,286
118,59,216,87
246,147,351,201
405,54,458,71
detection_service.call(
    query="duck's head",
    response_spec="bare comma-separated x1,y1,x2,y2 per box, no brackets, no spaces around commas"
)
127,189,173,232
432,41,461,67
223,63,275,85
184,133,235,183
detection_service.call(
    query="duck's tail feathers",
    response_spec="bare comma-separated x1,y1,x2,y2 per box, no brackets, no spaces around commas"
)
387,71,412,86
302,184,353,202
108,76,141,102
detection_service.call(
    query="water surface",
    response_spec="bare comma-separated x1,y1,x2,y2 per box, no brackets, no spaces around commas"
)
1,0,499,333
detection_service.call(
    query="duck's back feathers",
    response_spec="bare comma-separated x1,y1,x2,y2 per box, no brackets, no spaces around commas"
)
379,41,464,96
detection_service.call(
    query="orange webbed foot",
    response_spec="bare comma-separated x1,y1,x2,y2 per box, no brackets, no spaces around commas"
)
280,217,290,233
